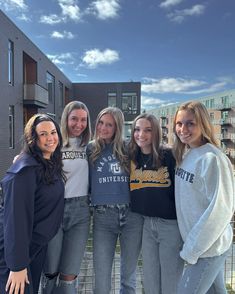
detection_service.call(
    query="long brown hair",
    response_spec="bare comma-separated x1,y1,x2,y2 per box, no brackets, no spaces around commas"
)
128,113,162,169
23,113,65,183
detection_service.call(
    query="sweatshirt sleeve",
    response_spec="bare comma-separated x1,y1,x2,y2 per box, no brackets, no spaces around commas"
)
180,153,235,264
3,167,36,271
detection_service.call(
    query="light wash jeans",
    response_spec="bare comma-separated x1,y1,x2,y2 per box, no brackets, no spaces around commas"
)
177,248,230,294
142,217,184,294
41,196,90,294
93,205,144,294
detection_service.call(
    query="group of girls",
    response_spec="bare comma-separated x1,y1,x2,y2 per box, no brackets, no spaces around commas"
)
0,99,234,294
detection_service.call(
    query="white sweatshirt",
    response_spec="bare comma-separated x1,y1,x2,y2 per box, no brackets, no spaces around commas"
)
62,137,89,199
175,143,235,264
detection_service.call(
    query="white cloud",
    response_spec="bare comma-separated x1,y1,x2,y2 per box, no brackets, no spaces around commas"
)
40,0,81,25
142,76,232,96
81,48,119,68
47,53,75,65
40,14,65,25
159,0,183,9
0,0,27,11
51,31,75,39
58,0,82,22
141,95,166,109
17,13,31,22
142,77,206,94
167,4,205,23
88,0,120,20
184,81,228,95
76,73,88,78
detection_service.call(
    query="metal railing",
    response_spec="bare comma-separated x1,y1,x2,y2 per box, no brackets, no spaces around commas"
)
76,219,235,293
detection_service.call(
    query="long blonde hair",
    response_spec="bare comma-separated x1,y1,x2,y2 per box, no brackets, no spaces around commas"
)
173,101,219,165
90,107,128,171
128,113,162,168
60,101,91,147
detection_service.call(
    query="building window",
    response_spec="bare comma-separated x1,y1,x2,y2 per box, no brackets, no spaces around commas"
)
8,40,14,85
122,92,137,114
221,111,229,120
210,99,215,109
9,105,15,149
108,92,117,107
59,81,64,107
46,72,55,102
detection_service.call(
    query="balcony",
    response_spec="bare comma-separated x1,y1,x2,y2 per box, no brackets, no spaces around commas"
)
215,101,235,111
220,133,235,141
220,117,235,125
23,83,49,108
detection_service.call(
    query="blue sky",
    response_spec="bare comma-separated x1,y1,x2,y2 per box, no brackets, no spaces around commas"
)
1,0,235,110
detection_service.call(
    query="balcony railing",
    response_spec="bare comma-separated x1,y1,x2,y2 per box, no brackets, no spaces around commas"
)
221,133,235,141
24,83,49,108
220,118,235,125
215,102,235,110
37,217,235,294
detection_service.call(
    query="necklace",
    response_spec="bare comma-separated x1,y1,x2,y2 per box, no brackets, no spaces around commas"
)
141,153,151,168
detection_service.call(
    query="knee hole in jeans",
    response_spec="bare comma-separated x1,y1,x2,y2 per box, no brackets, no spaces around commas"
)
44,272,59,280
59,274,77,281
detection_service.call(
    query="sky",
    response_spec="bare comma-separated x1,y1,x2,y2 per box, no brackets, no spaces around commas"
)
1,0,235,110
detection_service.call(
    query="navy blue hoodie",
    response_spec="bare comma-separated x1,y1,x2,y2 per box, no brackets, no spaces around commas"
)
0,153,64,276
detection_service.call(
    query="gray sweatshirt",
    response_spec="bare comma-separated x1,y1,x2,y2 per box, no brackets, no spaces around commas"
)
175,143,235,264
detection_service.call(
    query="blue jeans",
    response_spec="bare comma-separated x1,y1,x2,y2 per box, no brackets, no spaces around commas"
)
93,205,144,294
142,217,184,294
177,249,230,294
42,196,90,294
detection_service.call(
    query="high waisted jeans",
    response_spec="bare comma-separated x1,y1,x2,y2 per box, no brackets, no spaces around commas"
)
142,217,184,294
93,205,144,294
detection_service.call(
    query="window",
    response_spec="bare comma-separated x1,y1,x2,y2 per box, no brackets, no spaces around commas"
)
58,81,64,107
222,111,229,120
9,105,15,149
210,99,215,109
108,92,117,107
122,92,137,114
46,72,55,102
222,95,229,105
8,40,14,85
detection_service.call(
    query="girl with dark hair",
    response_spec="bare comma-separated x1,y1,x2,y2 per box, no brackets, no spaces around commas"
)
0,114,65,294
129,113,184,294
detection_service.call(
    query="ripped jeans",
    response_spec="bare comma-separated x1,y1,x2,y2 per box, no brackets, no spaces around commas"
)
41,196,91,294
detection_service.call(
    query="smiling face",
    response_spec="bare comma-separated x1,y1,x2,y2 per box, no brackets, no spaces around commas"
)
96,113,116,143
67,108,88,138
175,110,203,148
36,121,59,159
134,118,152,154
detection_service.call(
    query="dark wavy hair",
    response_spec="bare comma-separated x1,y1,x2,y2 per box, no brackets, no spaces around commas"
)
23,114,65,184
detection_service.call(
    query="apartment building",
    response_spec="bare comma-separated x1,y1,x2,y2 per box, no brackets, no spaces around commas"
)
0,10,141,179
148,89,235,169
